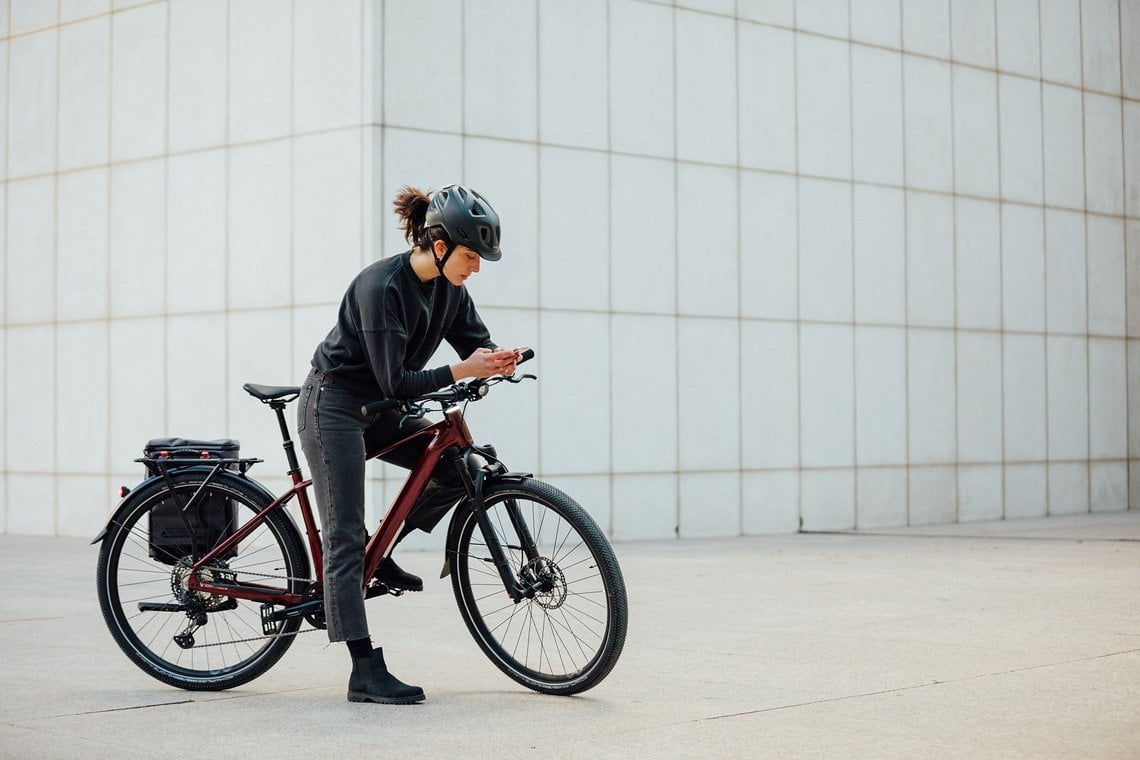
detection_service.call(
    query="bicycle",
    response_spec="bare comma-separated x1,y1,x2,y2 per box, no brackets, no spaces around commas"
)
93,350,627,696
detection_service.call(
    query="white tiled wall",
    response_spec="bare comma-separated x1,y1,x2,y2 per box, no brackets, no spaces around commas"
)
2,0,1137,541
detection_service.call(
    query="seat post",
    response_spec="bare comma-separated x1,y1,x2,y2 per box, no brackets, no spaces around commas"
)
270,401,303,478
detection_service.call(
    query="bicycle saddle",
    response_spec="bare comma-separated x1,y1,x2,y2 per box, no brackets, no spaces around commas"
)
243,383,301,402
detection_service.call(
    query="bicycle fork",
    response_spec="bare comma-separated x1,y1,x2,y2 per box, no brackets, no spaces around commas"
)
449,450,544,604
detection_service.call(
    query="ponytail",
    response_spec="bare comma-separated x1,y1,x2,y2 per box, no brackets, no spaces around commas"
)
393,186,431,246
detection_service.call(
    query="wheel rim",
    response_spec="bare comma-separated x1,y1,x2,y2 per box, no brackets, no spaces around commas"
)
103,482,302,683
457,492,615,685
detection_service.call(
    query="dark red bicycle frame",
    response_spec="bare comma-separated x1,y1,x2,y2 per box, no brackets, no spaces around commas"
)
184,405,476,606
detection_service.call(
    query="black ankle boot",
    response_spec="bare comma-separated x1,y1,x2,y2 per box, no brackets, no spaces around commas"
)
373,556,423,592
347,648,425,704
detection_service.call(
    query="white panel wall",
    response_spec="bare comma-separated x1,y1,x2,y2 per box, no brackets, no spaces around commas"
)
1,0,1137,540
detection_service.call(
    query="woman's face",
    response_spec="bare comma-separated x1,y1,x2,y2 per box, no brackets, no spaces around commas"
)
440,244,482,286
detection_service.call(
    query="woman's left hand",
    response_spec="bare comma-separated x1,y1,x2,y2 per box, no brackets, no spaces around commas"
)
453,347,520,380
491,347,520,377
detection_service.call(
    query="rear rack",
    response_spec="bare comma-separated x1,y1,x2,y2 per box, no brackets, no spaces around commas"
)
136,455,263,476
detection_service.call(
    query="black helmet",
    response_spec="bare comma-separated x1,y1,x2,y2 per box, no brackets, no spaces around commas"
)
424,185,502,261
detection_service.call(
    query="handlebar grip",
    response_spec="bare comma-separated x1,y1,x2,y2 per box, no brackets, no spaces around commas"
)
361,399,402,416
517,348,535,365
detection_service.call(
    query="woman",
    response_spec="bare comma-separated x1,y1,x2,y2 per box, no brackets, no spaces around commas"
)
298,185,519,704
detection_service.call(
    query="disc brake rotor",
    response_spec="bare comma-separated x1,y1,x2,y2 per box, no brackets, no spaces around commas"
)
521,557,567,610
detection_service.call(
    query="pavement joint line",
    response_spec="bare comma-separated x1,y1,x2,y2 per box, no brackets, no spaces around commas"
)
695,646,1140,724
56,699,196,717
17,684,334,723
801,531,1140,544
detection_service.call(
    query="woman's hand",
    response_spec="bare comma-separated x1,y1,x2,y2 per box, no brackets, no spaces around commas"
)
451,347,521,381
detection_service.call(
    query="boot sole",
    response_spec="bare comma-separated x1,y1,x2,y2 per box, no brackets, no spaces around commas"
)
374,575,423,593
365,582,423,599
347,690,425,705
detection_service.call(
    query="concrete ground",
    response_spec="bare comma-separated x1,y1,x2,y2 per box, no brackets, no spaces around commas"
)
1,511,1137,759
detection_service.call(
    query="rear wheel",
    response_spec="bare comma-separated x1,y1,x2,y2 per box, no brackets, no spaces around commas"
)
450,478,627,695
96,470,310,691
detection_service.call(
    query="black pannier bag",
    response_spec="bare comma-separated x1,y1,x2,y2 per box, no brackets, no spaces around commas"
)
144,438,240,565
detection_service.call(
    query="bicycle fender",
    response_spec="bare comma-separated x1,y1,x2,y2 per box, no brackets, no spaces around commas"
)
90,476,167,545
91,473,176,544
440,502,472,579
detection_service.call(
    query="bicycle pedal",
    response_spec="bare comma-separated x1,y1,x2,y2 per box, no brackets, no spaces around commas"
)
259,603,280,635
364,581,410,599
365,582,390,599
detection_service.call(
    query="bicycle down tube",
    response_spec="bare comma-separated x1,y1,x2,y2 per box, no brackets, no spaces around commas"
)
360,403,501,588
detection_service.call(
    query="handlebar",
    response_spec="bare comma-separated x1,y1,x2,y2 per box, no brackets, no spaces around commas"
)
361,348,535,417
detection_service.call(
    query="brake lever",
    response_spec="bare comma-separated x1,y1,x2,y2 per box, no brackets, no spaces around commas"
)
506,373,537,384
397,405,427,429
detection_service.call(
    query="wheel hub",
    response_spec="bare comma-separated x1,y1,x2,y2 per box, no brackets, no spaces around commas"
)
520,557,567,610
171,557,234,612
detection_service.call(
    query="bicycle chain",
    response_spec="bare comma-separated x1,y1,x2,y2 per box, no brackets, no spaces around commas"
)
223,568,314,585
184,624,323,650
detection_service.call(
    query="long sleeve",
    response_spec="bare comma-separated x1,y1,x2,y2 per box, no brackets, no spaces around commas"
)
444,289,496,359
361,324,453,400
311,252,497,403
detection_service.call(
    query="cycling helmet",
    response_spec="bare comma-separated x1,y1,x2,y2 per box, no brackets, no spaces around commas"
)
424,185,503,262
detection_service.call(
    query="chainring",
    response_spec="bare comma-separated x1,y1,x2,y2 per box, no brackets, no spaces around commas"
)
303,582,326,629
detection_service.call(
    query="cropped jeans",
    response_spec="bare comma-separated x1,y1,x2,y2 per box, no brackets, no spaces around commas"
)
297,367,460,643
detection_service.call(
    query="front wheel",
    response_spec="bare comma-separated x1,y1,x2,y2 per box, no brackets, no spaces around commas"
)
450,478,627,695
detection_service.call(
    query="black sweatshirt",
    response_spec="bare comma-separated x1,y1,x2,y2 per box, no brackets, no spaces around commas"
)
311,252,495,403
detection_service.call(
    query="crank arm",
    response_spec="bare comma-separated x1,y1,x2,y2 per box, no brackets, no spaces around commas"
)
139,602,188,613
139,598,239,614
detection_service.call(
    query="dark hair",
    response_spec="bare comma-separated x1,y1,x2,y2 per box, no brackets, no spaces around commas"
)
393,186,451,250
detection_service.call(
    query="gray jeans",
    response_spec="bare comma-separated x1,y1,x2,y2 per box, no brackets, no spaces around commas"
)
297,368,460,642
